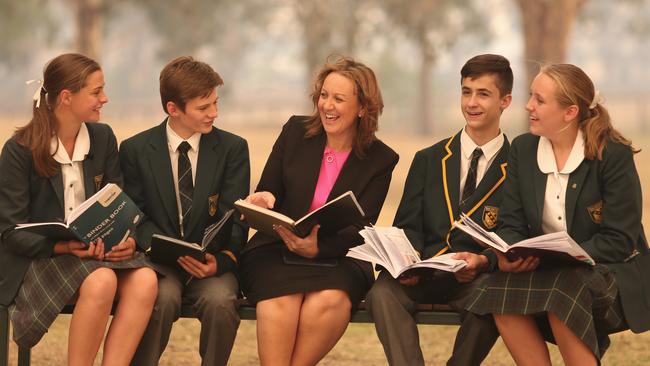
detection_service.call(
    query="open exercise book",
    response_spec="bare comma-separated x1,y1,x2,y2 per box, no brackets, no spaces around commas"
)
346,226,468,278
150,209,234,267
235,191,365,238
453,213,595,266
15,183,143,251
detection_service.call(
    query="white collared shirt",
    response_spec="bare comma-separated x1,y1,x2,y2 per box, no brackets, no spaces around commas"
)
50,123,90,220
538,130,585,234
166,120,201,226
459,128,505,198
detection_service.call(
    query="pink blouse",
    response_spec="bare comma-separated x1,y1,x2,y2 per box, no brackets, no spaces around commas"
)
308,146,351,212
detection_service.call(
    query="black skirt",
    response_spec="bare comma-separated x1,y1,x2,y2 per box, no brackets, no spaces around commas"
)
239,243,373,308
465,264,626,359
9,252,155,348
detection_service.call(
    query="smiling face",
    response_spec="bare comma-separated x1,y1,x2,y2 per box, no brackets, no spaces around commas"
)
67,70,108,122
167,88,219,139
318,72,363,144
526,72,578,138
460,74,511,133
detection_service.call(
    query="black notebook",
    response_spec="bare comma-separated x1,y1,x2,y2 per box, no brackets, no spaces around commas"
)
149,209,234,267
234,191,365,238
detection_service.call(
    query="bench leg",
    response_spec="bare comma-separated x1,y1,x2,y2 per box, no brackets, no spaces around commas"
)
17,347,29,366
0,306,9,366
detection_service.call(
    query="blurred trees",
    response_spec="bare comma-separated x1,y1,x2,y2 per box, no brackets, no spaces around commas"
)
380,0,487,134
0,0,56,66
514,0,588,86
74,0,104,60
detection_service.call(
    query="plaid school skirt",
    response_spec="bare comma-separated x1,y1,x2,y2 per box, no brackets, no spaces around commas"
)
9,252,154,348
465,264,625,359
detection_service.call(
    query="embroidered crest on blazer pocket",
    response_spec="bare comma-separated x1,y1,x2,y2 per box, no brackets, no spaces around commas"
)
587,200,603,224
208,194,219,216
482,205,499,229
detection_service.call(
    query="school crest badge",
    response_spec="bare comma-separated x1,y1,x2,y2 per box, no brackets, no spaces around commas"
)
94,174,104,191
208,194,219,217
587,200,603,224
482,206,499,229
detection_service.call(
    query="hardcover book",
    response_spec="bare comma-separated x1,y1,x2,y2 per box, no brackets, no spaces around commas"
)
15,183,143,251
235,191,365,238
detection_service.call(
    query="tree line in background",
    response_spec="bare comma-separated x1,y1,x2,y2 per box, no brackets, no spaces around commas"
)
1,0,647,133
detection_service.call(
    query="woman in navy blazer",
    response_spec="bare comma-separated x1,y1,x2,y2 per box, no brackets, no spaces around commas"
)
466,64,650,365
239,57,398,365
0,54,157,365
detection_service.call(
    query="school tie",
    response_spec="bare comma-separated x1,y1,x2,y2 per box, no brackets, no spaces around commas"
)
177,141,193,238
461,147,483,206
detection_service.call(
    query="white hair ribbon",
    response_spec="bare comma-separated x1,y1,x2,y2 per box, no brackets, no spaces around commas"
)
26,79,45,108
589,90,603,110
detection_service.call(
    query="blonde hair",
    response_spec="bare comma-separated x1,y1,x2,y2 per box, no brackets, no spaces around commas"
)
540,63,637,160
305,56,383,159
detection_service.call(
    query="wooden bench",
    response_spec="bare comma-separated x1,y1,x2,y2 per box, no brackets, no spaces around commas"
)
0,301,461,366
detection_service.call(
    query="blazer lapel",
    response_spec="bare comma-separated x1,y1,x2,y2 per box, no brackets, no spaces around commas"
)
48,172,65,216
442,132,461,227
565,161,590,232
185,131,219,236
148,121,180,234
296,133,327,215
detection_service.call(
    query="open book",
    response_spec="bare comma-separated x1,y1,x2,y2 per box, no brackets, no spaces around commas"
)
346,226,468,278
150,209,234,267
15,183,143,251
235,191,365,238
453,213,595,266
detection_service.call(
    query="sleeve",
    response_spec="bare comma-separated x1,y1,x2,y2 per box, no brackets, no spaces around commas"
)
119,139,165,250
392,150,427,255
0,141,57,258
495,139,532,244
316,150,399,259
103,125,124,188
580,146,642,263
215,137,251,276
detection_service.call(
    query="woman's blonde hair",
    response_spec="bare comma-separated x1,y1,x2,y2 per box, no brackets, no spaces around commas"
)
540,63,637,160
304,56,383,159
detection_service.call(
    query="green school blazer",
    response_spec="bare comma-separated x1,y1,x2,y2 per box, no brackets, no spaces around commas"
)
498,133,650,333
119,119,250,276
393,131,510,270
0,123,122,306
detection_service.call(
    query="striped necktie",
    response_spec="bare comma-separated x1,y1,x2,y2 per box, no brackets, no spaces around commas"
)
461,147,483,206
177,141,193,238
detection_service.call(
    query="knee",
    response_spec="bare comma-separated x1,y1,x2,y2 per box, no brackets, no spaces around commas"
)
154,280,182,317
312,290,351,314
80,268,118,304
197,286,238,314
365,278,396,307
129,268,158,303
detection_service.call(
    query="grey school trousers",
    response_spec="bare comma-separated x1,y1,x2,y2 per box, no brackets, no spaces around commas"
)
365,271,498,366
131,266,240,366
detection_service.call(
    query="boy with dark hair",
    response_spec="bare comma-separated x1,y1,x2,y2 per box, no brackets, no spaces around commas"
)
365,54,513,366
120,56,250,366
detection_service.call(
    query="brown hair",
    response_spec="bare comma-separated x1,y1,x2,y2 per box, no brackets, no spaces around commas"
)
14,53,101,177
460,54,513,97
305,56,383,159
159,56,223,114
540,63,637,160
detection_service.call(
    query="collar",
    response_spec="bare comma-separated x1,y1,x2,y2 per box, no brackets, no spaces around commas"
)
460,127,504,162
537,129,585,174
166,119,201,153
50,123,90,164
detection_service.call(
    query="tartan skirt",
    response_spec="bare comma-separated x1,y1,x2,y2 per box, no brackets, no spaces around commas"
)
9,252,154,348
465,264,625,359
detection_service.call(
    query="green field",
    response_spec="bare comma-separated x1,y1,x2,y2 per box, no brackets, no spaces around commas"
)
2,118,650,365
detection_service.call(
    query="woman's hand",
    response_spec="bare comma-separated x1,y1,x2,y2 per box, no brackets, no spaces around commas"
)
241,191,276,220
275,224,320,258
494,250,539,273
54,238,105,260
178,253,217,278
105,237,136,262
